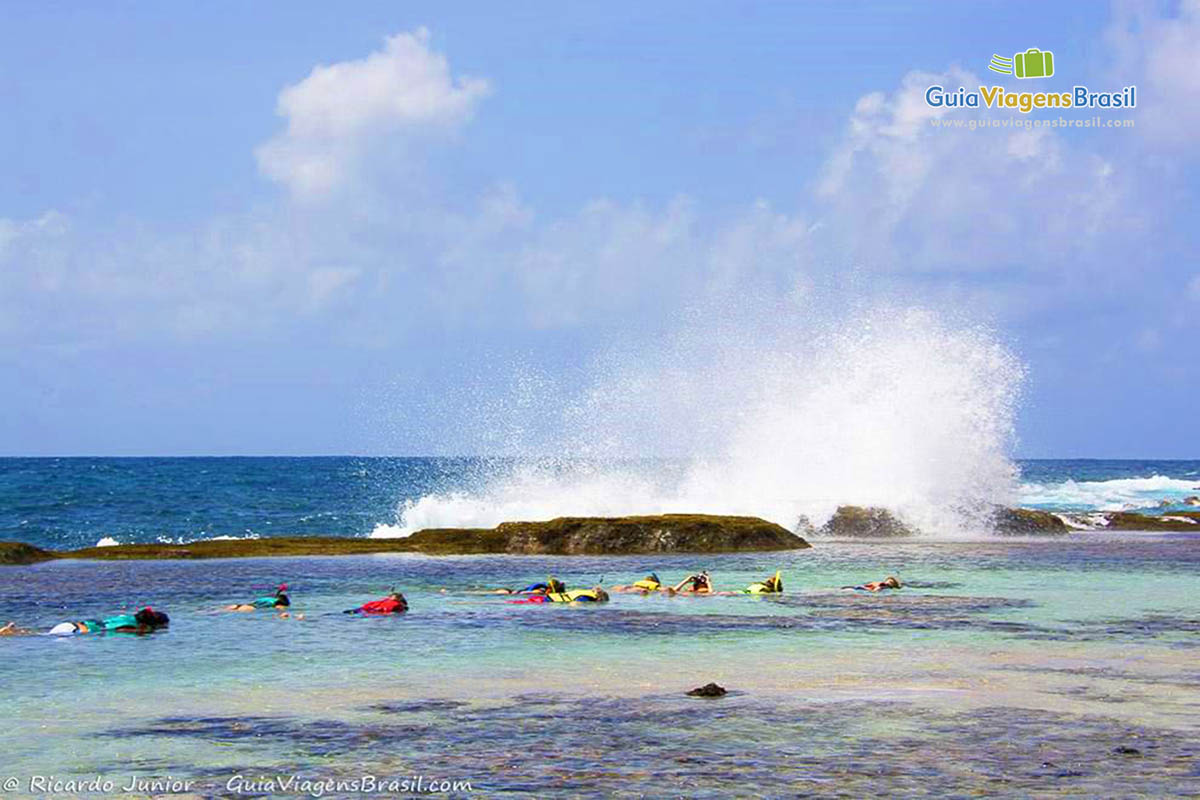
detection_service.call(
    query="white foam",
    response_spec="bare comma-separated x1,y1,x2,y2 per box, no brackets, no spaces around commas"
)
152,534,262,544
374,305,1024,537
94,536,120,547
1018,475,1200,511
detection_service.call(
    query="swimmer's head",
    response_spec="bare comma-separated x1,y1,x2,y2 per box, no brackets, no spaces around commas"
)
135,607,170,628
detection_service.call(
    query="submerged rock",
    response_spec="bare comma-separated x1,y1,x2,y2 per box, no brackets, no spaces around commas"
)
0,541,55,565
991,508,1069,536
819,507,918,538
686,682,728,697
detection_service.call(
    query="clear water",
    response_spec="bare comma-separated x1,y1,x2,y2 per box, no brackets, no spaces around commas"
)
1,538,1198,797
1,458,1198,796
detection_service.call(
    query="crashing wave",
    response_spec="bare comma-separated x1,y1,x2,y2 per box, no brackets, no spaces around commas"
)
373,305,1024,538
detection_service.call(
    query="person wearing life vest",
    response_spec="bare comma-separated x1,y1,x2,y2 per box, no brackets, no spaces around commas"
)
843,576,902,592
482,577,566,595
670,571,713,594
345,590,408,615
545,586,610,603
48,607,169,635
743,571,783,595
225,583,290,612
611,572,667,593
509,583,610,604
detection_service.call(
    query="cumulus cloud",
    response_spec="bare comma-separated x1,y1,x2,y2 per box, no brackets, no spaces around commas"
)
812,66,1142,283
1106,0,1200,148
256,28,490,198
2,12,1193,358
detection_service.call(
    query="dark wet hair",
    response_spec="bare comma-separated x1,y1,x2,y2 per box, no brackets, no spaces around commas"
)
134,608,169,628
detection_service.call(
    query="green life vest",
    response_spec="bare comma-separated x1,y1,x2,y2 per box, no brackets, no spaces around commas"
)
102,614,139,631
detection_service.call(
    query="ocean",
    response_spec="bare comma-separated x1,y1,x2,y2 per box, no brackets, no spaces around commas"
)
1,458,1198,797
3,457,1198,550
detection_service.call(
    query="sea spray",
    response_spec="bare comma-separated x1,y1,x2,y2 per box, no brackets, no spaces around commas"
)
373,304,1025,537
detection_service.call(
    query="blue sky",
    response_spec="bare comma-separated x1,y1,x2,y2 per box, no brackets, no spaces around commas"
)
2,1,1198,456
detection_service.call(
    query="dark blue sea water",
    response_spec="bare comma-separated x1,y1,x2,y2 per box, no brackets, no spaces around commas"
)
1,457,1198,550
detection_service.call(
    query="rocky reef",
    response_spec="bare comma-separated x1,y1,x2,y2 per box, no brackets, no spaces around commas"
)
0,514,809,564
991,507,1069,536
416,514,810,555
0,541,56,565
5,507,1193,564
1083,510,1200,532
813,506,919,538
806,505,1068,537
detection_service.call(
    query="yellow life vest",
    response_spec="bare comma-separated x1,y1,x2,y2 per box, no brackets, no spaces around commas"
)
745,570,783,595
632,578,661,591
547,589,605,603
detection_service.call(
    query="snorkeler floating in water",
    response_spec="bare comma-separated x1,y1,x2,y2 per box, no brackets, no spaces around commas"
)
671,571,713,594
843,576,902,592
508,578,610,604
344,590,408,615
611,572,668,594
0,622,34,636
224,583,290,612
479,577,567,596
734,568,782,594
47,607,169,636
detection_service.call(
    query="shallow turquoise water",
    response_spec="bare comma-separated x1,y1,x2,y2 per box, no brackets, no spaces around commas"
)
1,536,1198,796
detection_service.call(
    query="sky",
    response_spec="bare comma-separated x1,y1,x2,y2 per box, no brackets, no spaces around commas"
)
1,0,1198,457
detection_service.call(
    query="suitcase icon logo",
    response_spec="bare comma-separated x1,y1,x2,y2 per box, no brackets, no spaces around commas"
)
989,48,1055,79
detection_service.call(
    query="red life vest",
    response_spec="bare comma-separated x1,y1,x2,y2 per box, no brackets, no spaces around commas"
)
359,597,405,615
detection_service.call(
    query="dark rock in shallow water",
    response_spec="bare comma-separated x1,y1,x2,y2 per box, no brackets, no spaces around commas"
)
992,508,1069,536
1,514,808,564
686,683,728,697
1113,745,1142,756
484,514,809,555
0,541,55,565
819,506,918,538
1099,511,1200,531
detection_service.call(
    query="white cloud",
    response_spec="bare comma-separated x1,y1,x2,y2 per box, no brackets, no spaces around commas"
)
812,66,1141,281
0,210,68,256
2,14,1191,356
256,28,490,199
1106,0,1200,147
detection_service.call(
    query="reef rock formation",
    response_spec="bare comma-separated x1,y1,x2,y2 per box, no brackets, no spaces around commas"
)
0,542,55,565
1097,511,1200,531
991,508,1069,536
818,507,918,538
1,515,809,564
415,514,810,555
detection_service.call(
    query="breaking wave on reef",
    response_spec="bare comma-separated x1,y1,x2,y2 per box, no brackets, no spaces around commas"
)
373,305,1025,538
1019,475,1200,512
